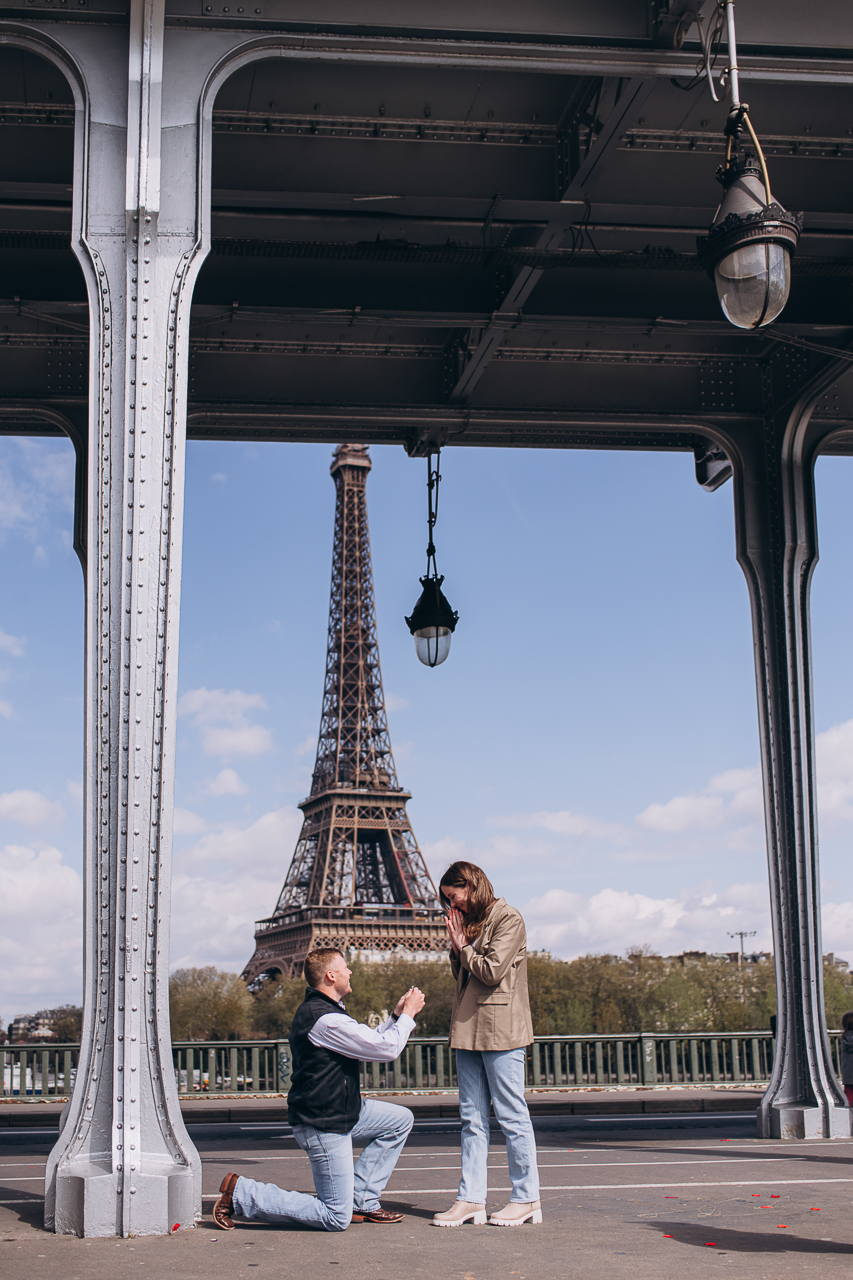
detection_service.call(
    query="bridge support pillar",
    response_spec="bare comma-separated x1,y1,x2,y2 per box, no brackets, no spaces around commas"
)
732,381,852,1140
35,0,212,1234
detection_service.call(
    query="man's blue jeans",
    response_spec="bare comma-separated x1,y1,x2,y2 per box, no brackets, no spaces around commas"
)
455,1047,540,1204
231,1098,413,1232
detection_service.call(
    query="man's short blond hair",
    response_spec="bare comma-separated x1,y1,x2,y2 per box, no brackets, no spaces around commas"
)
304,947,344,989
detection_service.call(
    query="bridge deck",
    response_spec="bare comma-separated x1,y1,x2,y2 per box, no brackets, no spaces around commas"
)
3,1121,853,1276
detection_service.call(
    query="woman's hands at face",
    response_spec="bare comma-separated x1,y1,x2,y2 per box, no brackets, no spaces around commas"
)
445,907,467,952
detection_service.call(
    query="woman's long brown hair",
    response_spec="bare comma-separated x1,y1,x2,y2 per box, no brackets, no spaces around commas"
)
439,861,497,942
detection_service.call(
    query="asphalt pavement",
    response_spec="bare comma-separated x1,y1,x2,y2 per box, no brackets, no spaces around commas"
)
3,1119,853,1278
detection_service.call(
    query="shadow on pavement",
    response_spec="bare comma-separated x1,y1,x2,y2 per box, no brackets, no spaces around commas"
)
644,1221,853,1254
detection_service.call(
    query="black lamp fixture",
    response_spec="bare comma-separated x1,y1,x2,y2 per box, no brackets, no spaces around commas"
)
693,1,802,329
405,449,459,667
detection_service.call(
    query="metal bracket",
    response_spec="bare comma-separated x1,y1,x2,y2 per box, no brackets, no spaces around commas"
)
694,439,732,490
405,424,453,458
650,0,707,48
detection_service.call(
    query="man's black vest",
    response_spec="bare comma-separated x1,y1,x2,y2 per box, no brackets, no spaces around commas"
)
287,987,362,1133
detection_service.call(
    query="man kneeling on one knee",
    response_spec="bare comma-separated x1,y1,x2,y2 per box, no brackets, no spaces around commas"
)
215,948,425,1231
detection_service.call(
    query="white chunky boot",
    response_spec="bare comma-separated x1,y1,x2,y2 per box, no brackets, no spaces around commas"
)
489,1200,542,1226
432,1201,487,1227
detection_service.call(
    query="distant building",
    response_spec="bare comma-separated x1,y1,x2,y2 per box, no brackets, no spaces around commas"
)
824,953,850,973
667,950,773,968
9,1011,57,1042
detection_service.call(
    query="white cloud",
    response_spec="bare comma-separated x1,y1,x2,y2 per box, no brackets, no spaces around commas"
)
201,725,273,757
0,843,82,1009
0,700,13,720
173,807,208,835
66,778,83,803
171,807,303,970
522,882,772,959
635,764,763,836
179,687,273,758
816,719,853,827
491,809,625,840
179,687,266,726
422,831,562,885
636,794,725,833
0,629,25,658
629,717,853,841
385,693,409,712
295,734,316,758
205,767,248,797
0,789,65,826
211,473,226,484
0,440,74,540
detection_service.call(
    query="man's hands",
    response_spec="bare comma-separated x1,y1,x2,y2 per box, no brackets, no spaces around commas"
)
445,906,467,954
394,986,426,1020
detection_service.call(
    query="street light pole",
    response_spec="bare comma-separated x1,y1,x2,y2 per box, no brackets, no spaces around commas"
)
729,930,757,1002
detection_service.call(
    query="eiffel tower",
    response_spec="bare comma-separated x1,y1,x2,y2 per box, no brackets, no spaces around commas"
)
242,445,447,982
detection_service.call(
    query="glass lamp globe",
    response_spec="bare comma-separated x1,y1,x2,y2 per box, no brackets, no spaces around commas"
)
714,241,791,329
697,152,801,330
405,574,458,668
413,625,452,667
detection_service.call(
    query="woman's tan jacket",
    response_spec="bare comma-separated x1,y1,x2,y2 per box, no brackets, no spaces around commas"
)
448,898,534,1051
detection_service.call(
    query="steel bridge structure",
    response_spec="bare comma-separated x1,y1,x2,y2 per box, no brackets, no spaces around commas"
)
0,0,852,1238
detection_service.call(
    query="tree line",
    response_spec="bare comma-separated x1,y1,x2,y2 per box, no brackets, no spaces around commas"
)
167,950,853,1041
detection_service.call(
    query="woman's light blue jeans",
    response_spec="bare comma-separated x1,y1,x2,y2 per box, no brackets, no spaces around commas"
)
455,1046,540,1204
231,1098,414,1232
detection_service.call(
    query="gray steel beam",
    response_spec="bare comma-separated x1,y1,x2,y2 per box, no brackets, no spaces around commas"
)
447,77,657,405
10,1,209,1238
183,402,760,450
163,31,853,87
731,346,853,1139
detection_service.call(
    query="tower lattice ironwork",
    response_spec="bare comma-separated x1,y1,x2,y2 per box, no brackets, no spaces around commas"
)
243,445,447,982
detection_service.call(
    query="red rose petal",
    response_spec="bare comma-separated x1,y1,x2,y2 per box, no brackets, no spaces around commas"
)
665,1196,678,1199
751,1194,760,1198
771,1194,780,1198
777,1225,787,1229
171,1223,179,1232
704,1242,717,1247
663,1234,673,1238
811,1208,820,1211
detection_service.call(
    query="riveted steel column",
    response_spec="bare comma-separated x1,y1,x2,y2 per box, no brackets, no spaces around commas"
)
41,0,209,1234
732,376,852,1140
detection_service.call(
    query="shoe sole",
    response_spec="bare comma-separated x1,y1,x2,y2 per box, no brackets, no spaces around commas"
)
489,1210,543,1226
351,1216,404,1224
432,1212,487,1227
212,1196,235,1230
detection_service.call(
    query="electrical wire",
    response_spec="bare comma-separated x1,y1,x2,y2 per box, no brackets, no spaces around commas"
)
742,114,773,206
670,3,726,98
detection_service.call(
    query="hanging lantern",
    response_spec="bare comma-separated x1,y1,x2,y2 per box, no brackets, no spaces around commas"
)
697,148,802,329
405,450,459,667
405,574,458,667
689,2,802,329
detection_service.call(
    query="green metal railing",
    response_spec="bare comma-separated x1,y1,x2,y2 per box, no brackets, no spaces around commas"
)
3,1031,847,1099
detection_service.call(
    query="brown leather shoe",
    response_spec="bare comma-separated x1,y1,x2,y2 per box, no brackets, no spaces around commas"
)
351,1206,404,1224
213,1172,239,1230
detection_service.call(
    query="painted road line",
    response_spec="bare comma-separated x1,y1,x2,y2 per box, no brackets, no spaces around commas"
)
199,1154,813,1171
386,1178,853,1193
389,1157,809,1172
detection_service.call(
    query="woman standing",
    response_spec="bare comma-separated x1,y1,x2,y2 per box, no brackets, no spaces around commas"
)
432,861,540,1228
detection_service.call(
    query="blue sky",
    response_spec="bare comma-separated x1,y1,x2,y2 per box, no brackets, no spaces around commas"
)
2,432,853,1018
